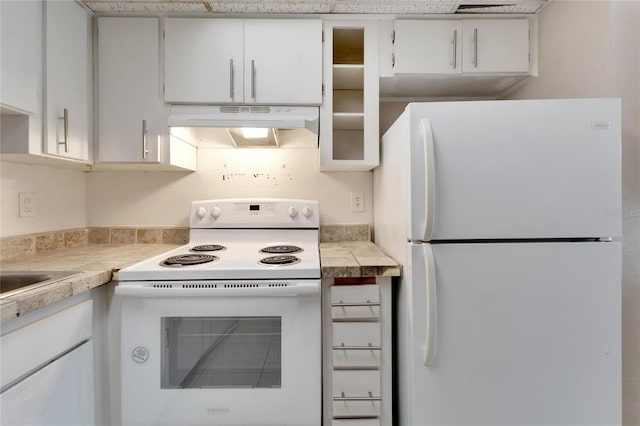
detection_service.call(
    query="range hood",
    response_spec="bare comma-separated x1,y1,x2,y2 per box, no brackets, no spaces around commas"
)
168,105,319,148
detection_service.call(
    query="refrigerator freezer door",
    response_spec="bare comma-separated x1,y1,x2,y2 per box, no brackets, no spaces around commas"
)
406,98,621,240
399,241,621,426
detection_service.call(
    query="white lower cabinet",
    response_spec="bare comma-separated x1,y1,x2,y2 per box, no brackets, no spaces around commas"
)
323,278,391,426
0,297,95,426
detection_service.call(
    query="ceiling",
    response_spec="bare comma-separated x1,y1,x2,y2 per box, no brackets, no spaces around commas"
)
81,0,550,15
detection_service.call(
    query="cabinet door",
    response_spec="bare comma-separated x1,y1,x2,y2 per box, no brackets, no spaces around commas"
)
98,18,161,163
0,342,95,426
0,0,40,113
244,19,322,104
164,19,243,103
44,0,90,161
462,19,530,73
393,20,462,74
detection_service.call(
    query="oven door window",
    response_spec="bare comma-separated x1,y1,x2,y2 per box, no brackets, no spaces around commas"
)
161,317,281,389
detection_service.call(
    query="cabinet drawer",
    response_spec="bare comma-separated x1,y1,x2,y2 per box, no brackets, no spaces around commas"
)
332,370,381,418
333,322,380,348
333,347,380,370
332,419,380,426
331,285,380,321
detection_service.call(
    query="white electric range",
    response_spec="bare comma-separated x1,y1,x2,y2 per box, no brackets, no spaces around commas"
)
116,199,321,426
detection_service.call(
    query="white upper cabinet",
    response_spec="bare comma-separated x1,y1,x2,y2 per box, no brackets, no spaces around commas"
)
164,19,244,104
97,18,161,163
0,0,40,113
393,20,462,74
320,21,379,171
243,20,322,104
461,19,530,73
164,18,322,105
44,0,91,161
393,18,530,75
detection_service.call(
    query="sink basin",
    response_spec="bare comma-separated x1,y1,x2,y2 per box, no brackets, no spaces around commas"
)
0,271,82,299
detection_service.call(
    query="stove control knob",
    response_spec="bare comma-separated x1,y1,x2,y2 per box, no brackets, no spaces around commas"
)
287,206,298,218
302,206,313,218
195,206,207,219
210,206,221,219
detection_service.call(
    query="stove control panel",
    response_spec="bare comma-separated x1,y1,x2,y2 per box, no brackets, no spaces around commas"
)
190,199,319,229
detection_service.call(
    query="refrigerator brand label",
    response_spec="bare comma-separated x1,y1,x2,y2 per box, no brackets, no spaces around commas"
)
591,121,611,130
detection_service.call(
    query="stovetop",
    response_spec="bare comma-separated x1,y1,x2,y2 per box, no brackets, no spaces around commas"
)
117,227,320,281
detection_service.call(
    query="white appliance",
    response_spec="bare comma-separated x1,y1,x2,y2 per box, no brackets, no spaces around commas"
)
373,98,622,425
116,199,321,426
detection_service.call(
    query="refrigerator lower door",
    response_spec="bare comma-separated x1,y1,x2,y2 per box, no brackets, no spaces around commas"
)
399,241,621,426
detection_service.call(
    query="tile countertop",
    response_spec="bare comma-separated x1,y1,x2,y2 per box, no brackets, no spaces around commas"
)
0,240,400,324
0,243,180,324
320,241,401,278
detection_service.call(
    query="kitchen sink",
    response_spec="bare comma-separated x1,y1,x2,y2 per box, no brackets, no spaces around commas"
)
0,271,82,299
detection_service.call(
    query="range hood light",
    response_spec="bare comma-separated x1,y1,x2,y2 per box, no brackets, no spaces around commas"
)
241,127,270,139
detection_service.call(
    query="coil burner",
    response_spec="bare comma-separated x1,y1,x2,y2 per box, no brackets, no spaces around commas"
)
161,254,218,267
258,255,301,266
260,245,303,254
190,244,227,252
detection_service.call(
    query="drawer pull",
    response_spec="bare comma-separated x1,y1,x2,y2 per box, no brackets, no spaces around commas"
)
332,301,380,307
334,396,382,402
334,342,381,351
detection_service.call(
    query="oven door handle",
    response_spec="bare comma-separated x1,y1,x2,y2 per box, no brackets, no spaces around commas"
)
115,281,321,297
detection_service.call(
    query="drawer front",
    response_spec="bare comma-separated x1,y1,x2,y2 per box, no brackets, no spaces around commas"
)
333,348,381,369
333,322,380,348
333,370,380,397
332,419,380,426
331,304,380,321
331,285,380,321
331,285,379,304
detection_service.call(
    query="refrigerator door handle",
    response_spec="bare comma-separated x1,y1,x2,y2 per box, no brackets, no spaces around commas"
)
423,243,437,366
420,119,436,241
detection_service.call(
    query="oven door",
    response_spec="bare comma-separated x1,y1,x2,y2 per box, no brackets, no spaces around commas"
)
118,280,321,426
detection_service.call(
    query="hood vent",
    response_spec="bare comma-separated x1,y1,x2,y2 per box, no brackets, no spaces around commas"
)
168,105,319,148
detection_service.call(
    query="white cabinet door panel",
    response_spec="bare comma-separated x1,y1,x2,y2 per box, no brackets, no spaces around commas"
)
164,19,243,103
462,19,530,73
394,20,462,74
98,18,161,163
244,19,322,104
0,342,95,426
44,0,90,161
0,0,40,113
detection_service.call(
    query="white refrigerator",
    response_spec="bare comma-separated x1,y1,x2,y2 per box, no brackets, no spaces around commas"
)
373,98,621,425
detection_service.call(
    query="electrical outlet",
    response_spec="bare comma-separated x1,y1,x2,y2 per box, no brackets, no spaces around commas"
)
350,192,365,212
19,192,36,217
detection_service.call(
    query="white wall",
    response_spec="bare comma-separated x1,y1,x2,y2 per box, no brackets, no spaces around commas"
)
0,162,87,237
86,148,373,227
507,2,640,424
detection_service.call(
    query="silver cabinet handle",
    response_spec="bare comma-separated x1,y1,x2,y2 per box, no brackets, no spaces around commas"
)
451,29,458,69
250,59,256,100
142,119,149,160
58,108,69,153
472,28,478,68
332,301,380,307
334,393,382,402
333,345,382,351
229,58,234,100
